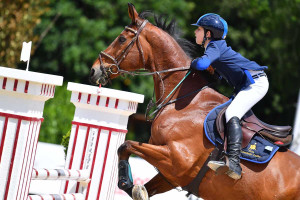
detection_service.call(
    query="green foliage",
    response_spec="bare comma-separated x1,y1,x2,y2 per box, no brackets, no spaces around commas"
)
0,0,49,68
61,128,71,155
39,84,74,144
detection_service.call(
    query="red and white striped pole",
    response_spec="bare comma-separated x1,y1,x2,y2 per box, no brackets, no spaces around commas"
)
0,66,63,200
28,193,84,200
31,168,89,181
60,82,144,200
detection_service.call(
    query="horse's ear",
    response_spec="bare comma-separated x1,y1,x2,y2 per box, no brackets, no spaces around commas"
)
128,3,139,24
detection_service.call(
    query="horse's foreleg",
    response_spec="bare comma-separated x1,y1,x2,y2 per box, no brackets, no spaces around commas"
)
117,140,173,199
118,140,170,162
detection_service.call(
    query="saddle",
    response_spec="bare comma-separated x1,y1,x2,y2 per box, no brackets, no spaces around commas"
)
216,106,293,148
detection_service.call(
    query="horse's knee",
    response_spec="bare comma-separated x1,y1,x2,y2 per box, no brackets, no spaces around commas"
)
118,141,131,159
117,143,126,156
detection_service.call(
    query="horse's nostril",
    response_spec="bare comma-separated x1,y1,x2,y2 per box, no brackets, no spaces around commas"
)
90,68,95,77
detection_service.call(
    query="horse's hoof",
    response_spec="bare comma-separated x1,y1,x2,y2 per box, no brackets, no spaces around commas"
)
132,185,149,200
79,178,91,187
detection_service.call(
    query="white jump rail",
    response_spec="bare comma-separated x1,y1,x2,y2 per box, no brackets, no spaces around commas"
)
31,168,89,181
0,66,63,200
61,82,144,200
28,193,84,200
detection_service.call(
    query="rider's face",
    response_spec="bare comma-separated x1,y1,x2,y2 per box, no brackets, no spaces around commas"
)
195,26,205,45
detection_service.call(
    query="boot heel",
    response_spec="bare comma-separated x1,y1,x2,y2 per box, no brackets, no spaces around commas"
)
226,170,242,180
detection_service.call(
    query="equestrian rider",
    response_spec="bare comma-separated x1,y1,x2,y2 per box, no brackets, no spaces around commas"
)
190,13,269,180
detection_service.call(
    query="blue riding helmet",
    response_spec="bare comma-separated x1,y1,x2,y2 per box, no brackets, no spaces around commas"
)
192,13,228,40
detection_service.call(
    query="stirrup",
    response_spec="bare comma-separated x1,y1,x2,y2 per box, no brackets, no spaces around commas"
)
207,160,226,172
208,158,242,180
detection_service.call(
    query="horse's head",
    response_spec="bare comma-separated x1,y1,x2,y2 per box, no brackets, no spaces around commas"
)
90,3,150,85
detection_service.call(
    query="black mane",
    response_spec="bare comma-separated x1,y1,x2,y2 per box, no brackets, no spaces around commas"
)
139,11,199,59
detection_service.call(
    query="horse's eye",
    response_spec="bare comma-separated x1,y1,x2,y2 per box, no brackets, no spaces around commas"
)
119,36,126,43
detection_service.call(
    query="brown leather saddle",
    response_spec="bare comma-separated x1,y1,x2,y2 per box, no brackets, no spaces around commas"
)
216,106,293,149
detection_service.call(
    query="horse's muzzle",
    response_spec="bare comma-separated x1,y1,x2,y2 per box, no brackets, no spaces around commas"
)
89,66,109,86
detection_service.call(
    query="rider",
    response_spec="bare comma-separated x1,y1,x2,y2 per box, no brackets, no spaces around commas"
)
190,13,269,180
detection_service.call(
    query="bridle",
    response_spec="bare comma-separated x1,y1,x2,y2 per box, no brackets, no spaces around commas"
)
98,19,190,82
98,20,148,80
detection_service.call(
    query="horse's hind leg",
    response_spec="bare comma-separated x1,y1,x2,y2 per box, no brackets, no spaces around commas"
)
145,173,174,197
117,140,174,199
131,173,174,200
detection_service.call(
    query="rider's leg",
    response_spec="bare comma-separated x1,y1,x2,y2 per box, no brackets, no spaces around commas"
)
207,117,242,179
225,74,269,122
208,74,269,179
223,116,243,179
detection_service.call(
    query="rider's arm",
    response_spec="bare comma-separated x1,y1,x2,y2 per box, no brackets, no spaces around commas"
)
190,42,220,71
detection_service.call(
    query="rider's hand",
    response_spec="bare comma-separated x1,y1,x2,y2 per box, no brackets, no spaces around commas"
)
190,58,199,70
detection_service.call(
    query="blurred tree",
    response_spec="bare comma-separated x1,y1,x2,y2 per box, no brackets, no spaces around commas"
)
0,0,49,68
39,84,74,144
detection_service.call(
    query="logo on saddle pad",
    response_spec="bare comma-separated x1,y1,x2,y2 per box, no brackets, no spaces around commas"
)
249,143,257,151
242,142,261,158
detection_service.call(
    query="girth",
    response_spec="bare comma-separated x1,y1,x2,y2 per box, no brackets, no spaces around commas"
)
182,143,224,197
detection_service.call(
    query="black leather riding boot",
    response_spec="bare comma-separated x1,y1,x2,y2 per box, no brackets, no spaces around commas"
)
225,116,243,179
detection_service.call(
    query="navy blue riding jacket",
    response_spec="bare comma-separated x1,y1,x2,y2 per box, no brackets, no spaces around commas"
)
191,40,267,92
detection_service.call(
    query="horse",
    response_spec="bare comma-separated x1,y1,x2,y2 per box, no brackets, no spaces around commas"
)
89,3,300,200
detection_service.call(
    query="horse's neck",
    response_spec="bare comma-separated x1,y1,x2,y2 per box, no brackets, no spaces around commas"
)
146,28,208,103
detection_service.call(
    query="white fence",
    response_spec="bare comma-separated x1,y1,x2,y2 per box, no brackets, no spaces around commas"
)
0,66,144,200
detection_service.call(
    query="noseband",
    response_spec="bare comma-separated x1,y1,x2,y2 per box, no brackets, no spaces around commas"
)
98,20,148,79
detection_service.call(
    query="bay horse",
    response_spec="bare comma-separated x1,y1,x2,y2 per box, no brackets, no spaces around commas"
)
89,3,300,200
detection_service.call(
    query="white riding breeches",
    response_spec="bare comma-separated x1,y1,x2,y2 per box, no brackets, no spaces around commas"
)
225,70,269,123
